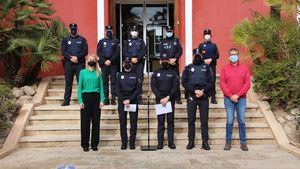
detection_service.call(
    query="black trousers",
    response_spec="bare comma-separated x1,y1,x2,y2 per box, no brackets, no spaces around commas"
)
157,100,175,143
118,100,139,143
187,96,209,142
80,92,101,148
170,64,181,101
64,62,85,102
211,65,217,97
132,62,144,102
101,64,117,101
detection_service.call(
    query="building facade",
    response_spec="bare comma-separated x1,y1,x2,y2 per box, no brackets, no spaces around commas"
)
1,0,270,77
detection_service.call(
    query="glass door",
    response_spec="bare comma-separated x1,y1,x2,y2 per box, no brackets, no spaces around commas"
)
116,2,173,72
146,4,168,72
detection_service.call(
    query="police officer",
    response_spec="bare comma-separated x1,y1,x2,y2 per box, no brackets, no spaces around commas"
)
159,26,183,104
115,57,141,150
151,54,179,150
182,48,214,150
123,25,147,104
198,29,219,104
61,23,88,106
97,25,120,105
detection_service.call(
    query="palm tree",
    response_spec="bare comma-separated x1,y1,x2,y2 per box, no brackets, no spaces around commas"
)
0,0,67,86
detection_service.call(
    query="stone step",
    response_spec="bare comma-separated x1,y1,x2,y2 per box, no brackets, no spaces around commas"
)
28,113,266,126
50,74,221,81
19,132,275,148
24,122,271,136
33,103,260,115
46,89,224,98
48,83,222,92
44,96,224,105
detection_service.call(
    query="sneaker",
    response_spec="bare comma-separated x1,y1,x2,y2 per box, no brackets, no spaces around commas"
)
241,143,248,151
224,142,231,151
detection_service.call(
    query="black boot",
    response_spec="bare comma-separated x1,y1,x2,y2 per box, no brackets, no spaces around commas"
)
82,147,89,152
121,142,127,150
111,98,116,105
176,99,182,104
104,98,109,105
186,141,195,150
211,95,217,104
61,101,70,106
130,140,135,150
157,142,163,150
168,141,176,149
202,141,211,150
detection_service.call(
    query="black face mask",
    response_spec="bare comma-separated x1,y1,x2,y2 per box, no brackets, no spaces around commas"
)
161,61,169,69
193,56,203,65
71,29,77,36
88,61,96,67
124,63,132,70
106,30,112,38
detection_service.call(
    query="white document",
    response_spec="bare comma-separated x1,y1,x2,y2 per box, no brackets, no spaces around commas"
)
124,104,137,112
155,101,172,115
156,27,162,36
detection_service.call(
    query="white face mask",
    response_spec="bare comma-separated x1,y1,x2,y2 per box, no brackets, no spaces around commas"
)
204,34,211,41
130,31,138,38
166,32,173,38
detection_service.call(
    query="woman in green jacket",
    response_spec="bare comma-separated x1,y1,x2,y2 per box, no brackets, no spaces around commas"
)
78,54,104,152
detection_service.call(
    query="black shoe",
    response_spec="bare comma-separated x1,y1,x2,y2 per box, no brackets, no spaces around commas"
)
121,142,127,150
168,142,176,149
157,143,163,150
61,101,70,106
130,141,135,150
186,141,195,150
176,99,182,104
202,142,211,150
111,99,116,105
104,99,109,105
83,147,89,152
211,96,217,104
92,146,98,151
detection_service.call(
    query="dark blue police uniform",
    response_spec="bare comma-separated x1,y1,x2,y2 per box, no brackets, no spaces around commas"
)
151,65,179,149
182,49,214,150
97,36,120,105
115,67,141,149
61,33,88,105
123,37,146,103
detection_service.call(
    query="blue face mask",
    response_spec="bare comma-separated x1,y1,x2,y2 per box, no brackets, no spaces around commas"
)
166,32,173,38
229,55,239,63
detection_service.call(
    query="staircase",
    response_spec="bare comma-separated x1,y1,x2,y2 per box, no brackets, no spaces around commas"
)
19,75,275,148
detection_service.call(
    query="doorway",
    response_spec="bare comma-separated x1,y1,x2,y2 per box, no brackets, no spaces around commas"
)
115,1,174,72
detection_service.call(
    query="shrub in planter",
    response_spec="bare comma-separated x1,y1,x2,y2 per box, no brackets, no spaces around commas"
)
0,85,21,130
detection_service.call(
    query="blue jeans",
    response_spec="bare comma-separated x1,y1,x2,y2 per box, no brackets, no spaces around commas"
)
224,97,247,144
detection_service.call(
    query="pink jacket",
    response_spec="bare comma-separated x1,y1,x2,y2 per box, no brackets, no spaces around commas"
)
220,63,251,98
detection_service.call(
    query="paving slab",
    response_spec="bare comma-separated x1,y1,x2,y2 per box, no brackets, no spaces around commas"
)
0,145,299,169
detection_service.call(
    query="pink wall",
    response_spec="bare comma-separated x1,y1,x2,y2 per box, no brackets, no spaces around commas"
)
192,0,269,72
39,0,98,77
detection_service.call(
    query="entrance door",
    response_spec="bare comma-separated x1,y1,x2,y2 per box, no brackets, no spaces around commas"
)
116,1,174,72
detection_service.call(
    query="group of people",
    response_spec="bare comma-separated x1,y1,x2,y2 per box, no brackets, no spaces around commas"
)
61,23,251,152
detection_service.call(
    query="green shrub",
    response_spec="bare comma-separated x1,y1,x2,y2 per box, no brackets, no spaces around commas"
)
254,58,300,109
0,85,21,130
232,2,300,110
